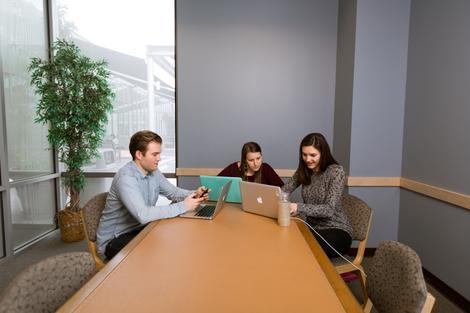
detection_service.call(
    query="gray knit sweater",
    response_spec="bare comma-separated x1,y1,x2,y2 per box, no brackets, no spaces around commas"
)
282,164,353,237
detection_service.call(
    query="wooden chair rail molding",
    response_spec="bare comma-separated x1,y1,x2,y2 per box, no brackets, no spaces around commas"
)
400,178,470,210
176,168,470,211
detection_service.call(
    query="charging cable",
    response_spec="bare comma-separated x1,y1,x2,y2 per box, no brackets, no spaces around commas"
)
291,217,366,278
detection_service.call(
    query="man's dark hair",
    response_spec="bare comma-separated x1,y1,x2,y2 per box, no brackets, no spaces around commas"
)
129,130,162,160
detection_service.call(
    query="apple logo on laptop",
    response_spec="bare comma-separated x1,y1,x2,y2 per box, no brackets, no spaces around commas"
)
256,196,263,204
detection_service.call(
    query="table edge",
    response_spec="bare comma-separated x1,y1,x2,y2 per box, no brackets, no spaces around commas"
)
295,220,363,313
57,221,159,312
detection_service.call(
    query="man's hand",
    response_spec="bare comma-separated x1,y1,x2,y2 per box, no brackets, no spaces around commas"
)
184,193,205,212
289,203,298,215
195,186,210,200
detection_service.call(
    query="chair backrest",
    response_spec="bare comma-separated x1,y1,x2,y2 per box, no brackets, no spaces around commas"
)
0,252,96,313
82,192,108,242
341,194,372,241
367,240,428,313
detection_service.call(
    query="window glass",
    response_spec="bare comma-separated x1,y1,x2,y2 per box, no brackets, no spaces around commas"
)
0,0,54,182
55,0,176,173
10,180,56,249
0,193,4,257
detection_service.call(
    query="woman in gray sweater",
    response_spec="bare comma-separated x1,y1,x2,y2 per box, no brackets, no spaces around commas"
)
282,133,352,257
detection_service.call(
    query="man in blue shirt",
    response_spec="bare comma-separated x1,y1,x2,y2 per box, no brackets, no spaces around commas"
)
96,130,207,260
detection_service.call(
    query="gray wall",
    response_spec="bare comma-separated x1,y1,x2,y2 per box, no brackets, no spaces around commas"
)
351,187,400,246
333,0,356,174
177,0,339,189
400,0,470,299
177,0,412,247
399,191,470,300
175,0,470,299
349,0,410,178
347,0,410,244
402,0,470,193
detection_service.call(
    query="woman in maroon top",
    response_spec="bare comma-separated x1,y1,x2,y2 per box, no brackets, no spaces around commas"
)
218,142,284,187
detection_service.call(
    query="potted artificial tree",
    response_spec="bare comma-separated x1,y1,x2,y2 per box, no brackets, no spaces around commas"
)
29,39,114,242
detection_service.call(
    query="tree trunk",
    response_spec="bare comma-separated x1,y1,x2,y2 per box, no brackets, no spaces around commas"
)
67,167,82,212
69,187,80,212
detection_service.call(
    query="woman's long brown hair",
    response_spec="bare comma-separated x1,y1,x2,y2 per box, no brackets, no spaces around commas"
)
239,142,262,183
295,133,338,185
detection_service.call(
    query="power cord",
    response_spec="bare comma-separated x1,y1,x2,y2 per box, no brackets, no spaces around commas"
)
291,217,366,278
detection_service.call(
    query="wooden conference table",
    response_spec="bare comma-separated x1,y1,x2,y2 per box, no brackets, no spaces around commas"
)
59,204,362,312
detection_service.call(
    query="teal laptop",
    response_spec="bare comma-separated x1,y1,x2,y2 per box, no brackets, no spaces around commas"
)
200,176,242,203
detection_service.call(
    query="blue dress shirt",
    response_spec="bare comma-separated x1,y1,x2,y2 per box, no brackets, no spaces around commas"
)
96,161,192,256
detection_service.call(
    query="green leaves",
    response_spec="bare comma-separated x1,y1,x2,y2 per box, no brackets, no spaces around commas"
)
29,39,115,209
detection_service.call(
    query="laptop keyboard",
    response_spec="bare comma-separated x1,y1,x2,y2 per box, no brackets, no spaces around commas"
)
196,205,216,217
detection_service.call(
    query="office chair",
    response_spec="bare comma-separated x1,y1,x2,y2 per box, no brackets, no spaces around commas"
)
81,192,108,270
332,194,373,304
0,252,96,313
364,240,435,313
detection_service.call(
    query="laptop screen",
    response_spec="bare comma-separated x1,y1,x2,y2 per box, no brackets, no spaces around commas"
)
199,176,242,203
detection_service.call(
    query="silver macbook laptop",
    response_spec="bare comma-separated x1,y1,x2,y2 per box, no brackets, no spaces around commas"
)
179,181,231,220
240,181,281,219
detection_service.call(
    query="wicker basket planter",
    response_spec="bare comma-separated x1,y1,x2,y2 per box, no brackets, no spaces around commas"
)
57,209,85,242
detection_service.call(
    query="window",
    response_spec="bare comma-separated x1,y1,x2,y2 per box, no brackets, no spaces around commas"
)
1,0,57,253
10,180,56,249
55,0,176,174
1,0,53,182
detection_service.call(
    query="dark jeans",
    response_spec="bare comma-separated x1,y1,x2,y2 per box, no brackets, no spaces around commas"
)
311,228,352,258
105,225,146,260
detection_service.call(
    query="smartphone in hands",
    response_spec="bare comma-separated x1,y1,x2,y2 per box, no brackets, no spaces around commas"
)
199,188,209,197
194,187,209,199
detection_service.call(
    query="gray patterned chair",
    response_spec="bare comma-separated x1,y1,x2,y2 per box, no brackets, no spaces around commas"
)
364,240,435,313
332,194,373,304
0,252,96,313
81,192,108,269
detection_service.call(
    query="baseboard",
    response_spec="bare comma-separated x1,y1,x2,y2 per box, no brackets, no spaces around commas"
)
422,268,470,312
348,247,470,311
